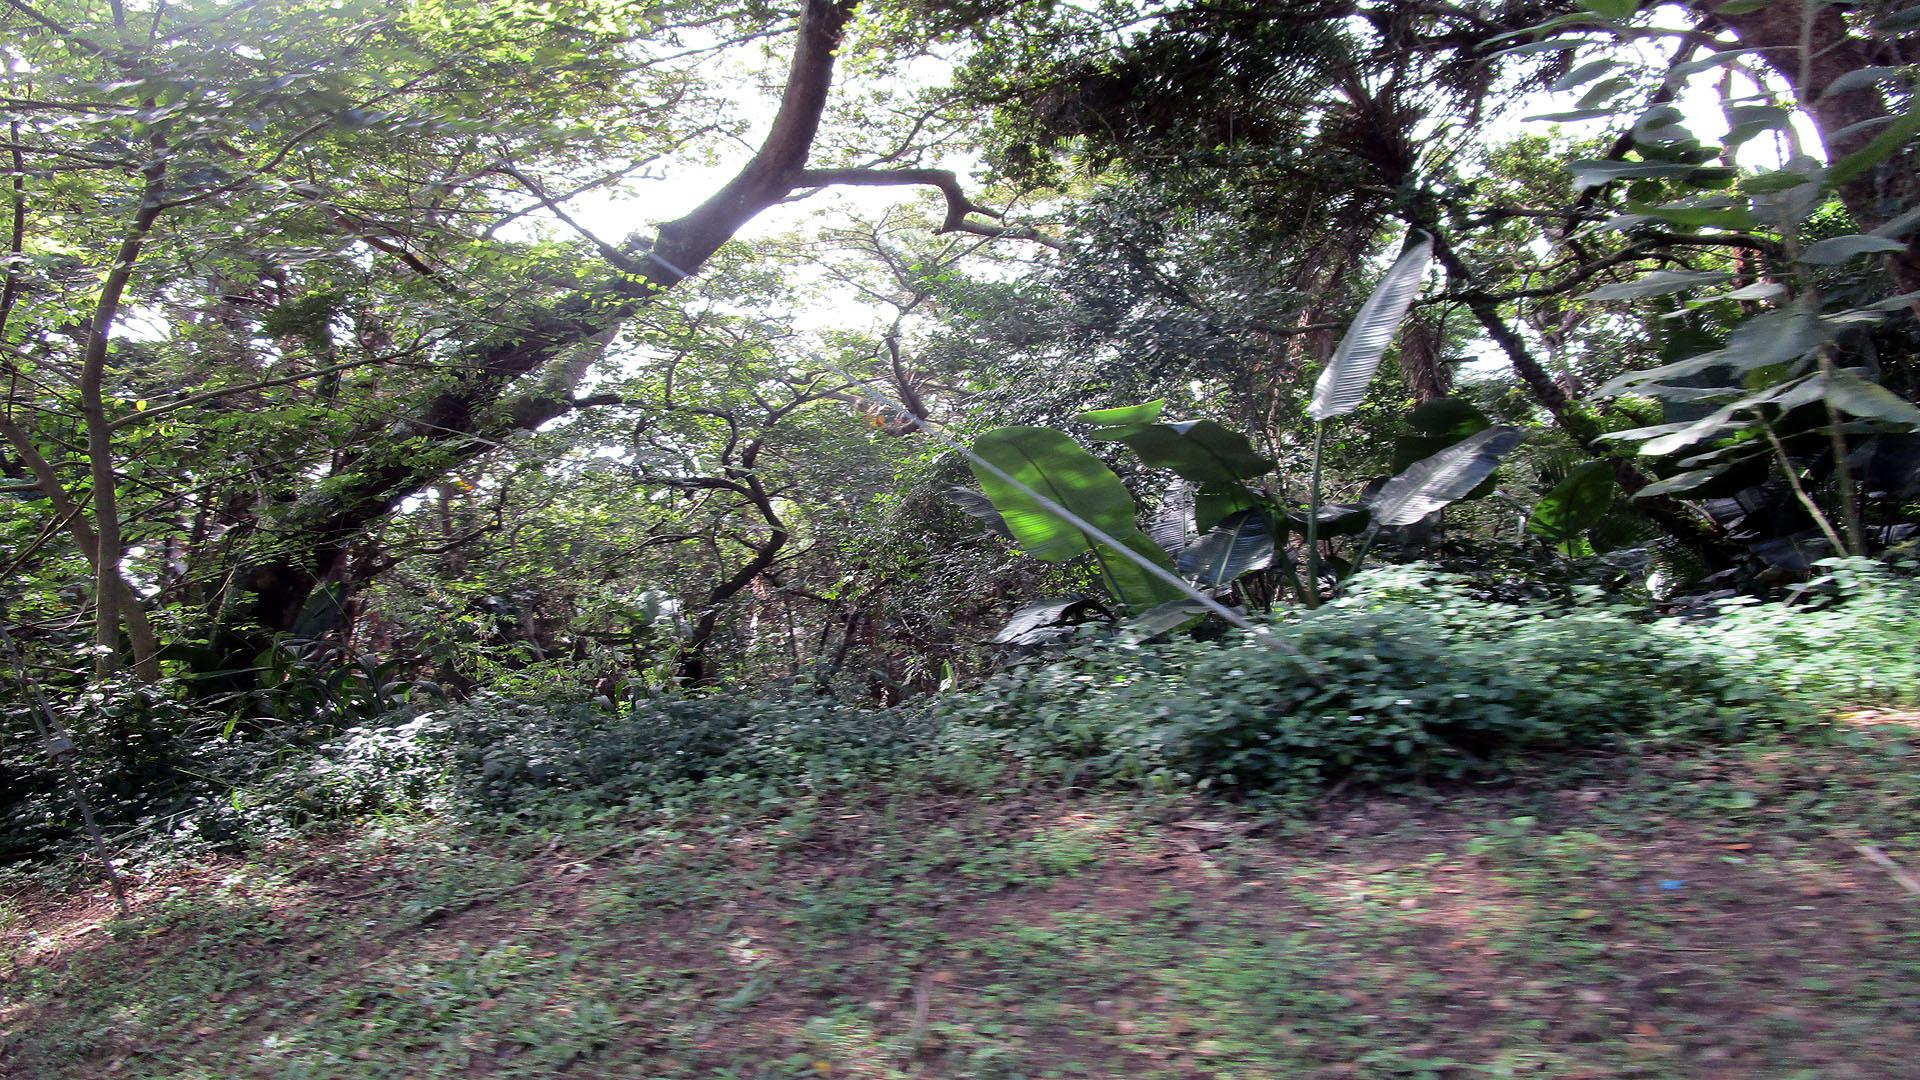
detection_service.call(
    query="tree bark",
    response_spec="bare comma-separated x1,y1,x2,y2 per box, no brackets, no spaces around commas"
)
1703,1,1920,297
79,141,168,678
1423,227,1733,569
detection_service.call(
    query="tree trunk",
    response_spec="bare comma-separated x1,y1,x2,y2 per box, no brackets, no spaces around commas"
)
1422,227,1734,569
0,416,162,680
1704,1,1920,298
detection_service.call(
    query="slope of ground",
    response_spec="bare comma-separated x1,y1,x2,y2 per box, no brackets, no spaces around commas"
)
3,717,1917,1080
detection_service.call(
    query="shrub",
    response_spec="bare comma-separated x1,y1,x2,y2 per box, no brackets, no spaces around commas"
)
941,562,1917,801
436,692,943,806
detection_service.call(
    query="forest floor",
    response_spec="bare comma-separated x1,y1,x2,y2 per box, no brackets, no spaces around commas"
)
3,714,1918,1080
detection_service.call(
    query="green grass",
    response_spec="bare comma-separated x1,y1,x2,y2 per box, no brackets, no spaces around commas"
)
3,719,1918,1079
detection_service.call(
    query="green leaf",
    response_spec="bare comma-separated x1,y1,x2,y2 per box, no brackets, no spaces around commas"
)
1491,37,1613,59
1829,108,1920,187
1722,282,1787,301
1632,106,1696,147
1406,397,1493,438
1819,67,1904,101
1525,460,1619,544
1285,503,1372,536
1394,398,1491,472
1093,534,1190,612
1616,375,1828,457
1123,599,1214,641
1528,108,1623,124
1583,270,1733,301
1799,234,1908,264
946,486,1014,539
1600,305,1832,395
1570,159,1698,191
1725,105,1793,144
969,426,1143,562
1075,400,1165,431
1742,170,1814,193
1308,230,1433,421
1683,166,1740,190
1550,58,1620,92
1100,419,1275,483
1668,50,1748,78
1870,204,1920,239
1176,509,1276,586
1876,5,1920,33
1633,464,1731,497
1145,480,1195,555
1369,427,1525,527
1629,202,1757,229
993,598,1102,645
1194,482,1260,534
1579,0,1638,19
1824,370,1920,427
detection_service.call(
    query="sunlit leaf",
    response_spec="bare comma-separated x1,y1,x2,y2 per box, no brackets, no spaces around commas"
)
1368,427,1525,527
1308,230,1433,421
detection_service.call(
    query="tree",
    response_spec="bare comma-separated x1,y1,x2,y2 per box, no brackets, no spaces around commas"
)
933,0,1920,571
0,0,1027,681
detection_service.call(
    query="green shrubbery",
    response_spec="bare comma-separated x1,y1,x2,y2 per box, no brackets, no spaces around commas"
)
7,562,1915,876
946,560,1917,799
436,693,944,806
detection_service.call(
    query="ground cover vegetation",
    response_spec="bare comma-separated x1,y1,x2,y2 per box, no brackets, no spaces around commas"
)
3,0,1920,1075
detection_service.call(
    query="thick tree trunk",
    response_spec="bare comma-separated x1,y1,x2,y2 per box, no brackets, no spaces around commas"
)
1705,1,1920,297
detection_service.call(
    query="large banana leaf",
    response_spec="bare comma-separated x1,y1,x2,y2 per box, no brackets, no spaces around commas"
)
1369,426,1525,527
1391,397,1492,471
1195,482,1260,533
1525,460,1618,546
1146,480,1196,555
993,598,1103,645
1075,400,1166,432
1124,598,1215,642
1308,230,1434,421
1285,502,1372,536
1176,508,1275,586
1093,534,1191,612
1095,419,1274,483
946,486,1015,539
969,426,1143,561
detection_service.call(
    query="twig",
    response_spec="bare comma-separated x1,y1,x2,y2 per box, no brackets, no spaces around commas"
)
1854,843,1920,898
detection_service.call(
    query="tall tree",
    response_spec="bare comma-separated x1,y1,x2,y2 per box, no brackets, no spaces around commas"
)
0,0,1019,677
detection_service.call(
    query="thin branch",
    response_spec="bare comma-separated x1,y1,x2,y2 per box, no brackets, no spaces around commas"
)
494,163,642,275
792,166,1065,248
109,353,413,429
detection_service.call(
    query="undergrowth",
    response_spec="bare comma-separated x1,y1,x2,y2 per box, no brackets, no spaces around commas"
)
5,560,1916,883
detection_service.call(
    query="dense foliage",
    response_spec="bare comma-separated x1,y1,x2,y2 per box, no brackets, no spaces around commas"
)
3,0,1919,883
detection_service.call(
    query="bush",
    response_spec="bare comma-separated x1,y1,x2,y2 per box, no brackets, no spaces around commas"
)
1701,558,1920,708
940,562,1918,801
436,692,943,806
10,562,1912,872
